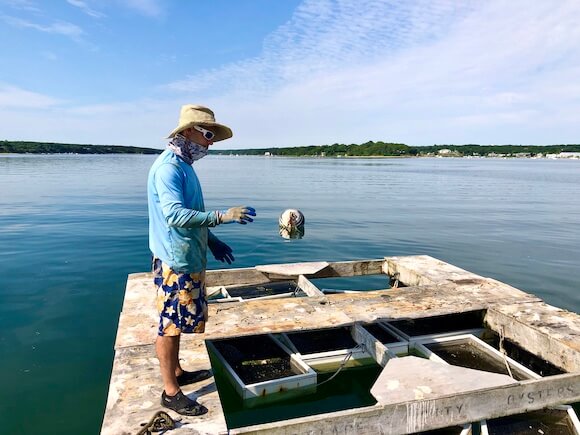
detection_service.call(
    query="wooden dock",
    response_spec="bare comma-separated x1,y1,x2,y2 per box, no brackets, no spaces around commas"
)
101,255,580,434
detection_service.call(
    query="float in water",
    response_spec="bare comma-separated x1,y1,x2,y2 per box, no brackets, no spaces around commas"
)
102,255,580,434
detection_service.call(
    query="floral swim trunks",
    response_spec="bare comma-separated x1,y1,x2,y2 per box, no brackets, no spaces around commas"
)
153,258,208,337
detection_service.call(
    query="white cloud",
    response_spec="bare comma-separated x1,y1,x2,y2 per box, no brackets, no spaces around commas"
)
123,0,163,17
1,0,40,13
66,0,105,18
0,14,84,40
0,84,63,108
174,0,580,147
165,0,477,96
3,0,580,148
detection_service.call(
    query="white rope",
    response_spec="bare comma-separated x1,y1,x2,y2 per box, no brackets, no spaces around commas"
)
317,344,364,386
498,326,514,378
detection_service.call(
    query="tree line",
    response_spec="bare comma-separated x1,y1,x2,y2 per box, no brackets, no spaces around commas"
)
0,141,162,154
3,139,579,157
213,141,580,157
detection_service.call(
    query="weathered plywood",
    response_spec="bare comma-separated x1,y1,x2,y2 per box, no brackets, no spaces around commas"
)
384,255,485,287
101,342,227,435
255,261,330,276
297,275,325,297
326,282,541,324
206,267,272,287
203,297,353,340
232,373,580,435
353,323,393,367
114,274,158,349
114,273,543,349
206,259,384,288
104,256,580,435
370,356,517,405
315,259,385,278
485,303,580,372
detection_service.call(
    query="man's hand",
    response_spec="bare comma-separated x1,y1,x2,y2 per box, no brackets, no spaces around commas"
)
208,237,235,264
219,206,256,225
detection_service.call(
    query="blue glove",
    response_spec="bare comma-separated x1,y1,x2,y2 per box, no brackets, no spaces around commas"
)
208,237,235,264
219,206,256,225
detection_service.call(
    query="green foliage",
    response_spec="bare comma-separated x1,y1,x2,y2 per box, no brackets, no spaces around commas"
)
417,144,580,156
0,141,162,154
4,139,579,157
212,142,580,157
213,141,411,157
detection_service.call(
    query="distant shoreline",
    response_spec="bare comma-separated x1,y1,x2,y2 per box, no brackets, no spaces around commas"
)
213,142,580,158
0,141,162,155
2,140,580,158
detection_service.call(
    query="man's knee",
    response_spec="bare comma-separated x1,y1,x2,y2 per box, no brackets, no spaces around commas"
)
156,335,180,354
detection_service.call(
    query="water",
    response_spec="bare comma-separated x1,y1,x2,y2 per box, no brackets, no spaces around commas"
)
0,154,579,434
212,360,382,429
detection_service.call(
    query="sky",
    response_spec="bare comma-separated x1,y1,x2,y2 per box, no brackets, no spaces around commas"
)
1,0,580,149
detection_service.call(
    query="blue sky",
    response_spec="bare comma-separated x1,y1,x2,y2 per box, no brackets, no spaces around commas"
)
1,0,579,149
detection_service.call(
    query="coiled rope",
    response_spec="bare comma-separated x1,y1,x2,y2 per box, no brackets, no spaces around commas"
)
136,410,175,434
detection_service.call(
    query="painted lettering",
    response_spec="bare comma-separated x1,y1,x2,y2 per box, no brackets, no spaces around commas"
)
507,384,575,406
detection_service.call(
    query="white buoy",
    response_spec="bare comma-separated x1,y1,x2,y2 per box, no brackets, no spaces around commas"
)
279,209,305,239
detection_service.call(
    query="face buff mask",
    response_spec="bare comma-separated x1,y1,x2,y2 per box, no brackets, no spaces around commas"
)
168,134,208,165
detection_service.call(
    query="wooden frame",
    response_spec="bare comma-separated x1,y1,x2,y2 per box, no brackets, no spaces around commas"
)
206,334,317,403
103,256,580,435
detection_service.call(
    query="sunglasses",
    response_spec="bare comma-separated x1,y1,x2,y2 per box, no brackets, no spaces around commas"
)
193,125,215,141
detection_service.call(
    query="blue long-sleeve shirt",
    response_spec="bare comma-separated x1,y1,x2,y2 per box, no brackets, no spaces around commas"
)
147,149,219,273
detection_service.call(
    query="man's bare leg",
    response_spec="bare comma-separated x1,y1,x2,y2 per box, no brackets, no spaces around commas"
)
156,335,180,396
175,337,184,377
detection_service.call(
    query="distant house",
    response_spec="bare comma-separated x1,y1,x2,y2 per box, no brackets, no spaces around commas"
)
264,152,271,156
438,149,461,157
557,152,580,159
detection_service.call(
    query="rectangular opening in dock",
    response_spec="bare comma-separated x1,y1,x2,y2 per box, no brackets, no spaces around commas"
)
417,425,472,434
284,326,357,354
363,322,405,345
226,281,300,300
309,274,392,294
387,310,486,338
493,339,565,377
421,338,533,381
481,406,580,435
280,326,374,372
206,334,316,403
208,280,303,302
212,362,382,430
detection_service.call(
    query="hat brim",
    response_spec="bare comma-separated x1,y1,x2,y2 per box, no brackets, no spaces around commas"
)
166,121,233,142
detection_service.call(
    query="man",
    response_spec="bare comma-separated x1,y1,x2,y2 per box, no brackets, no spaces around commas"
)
147,104,256,416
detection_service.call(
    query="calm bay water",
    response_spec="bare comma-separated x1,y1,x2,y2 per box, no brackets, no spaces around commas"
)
0,154,579,434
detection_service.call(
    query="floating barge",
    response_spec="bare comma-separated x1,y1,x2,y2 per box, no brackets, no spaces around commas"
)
101,255,580,434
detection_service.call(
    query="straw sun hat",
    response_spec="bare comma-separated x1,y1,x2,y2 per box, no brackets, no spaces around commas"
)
167,104,233,142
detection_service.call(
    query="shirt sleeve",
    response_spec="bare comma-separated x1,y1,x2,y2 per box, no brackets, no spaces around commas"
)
154,163,219,228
